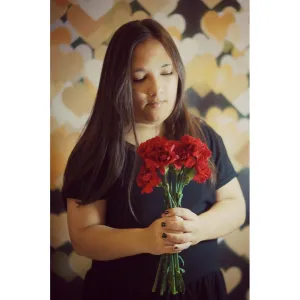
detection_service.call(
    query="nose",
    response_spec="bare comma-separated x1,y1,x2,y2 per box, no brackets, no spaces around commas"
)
147,76,163,100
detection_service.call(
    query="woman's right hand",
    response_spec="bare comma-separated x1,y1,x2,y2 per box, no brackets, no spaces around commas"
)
143,216,192,255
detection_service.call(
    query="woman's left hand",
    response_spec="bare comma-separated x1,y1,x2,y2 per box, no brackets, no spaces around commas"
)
161,208,203,249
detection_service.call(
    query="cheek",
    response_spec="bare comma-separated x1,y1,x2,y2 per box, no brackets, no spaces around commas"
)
132,91,147,108
166,77,179,102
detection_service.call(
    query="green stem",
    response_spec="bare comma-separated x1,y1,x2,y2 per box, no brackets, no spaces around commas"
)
152,254,164,292
171,254,177,294
175,253,185,293
160,254,170,295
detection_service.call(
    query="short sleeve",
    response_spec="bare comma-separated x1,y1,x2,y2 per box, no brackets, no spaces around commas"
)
61,172,115,210
201,122,237,190
61,154,116,210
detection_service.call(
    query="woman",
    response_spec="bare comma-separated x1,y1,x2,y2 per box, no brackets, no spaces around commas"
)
62,19,246,300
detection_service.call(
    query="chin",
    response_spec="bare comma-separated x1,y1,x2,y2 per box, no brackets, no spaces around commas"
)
147,112,166,121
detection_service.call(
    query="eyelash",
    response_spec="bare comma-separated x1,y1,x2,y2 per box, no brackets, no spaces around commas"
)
133,72,173,83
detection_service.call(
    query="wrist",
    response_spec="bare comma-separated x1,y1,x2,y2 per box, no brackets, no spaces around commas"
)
195,215,206,244
136,228,149,254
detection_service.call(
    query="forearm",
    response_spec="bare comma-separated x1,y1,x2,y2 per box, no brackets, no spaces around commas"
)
73,225,147,261
197,198,246,242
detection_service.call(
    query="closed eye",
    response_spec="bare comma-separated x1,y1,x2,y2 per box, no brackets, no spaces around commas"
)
133,77,146,83
133,72,173,83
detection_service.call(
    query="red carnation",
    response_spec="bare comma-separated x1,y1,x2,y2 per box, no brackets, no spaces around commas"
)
194,160,212,183
137,136,177,175
167,135,212,170
136,164,162,194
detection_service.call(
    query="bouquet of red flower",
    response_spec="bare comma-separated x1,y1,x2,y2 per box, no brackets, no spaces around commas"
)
136,134,212,295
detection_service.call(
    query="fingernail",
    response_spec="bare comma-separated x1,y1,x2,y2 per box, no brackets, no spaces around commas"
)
161,222,166,227
162,233,167,239
164,210,169,215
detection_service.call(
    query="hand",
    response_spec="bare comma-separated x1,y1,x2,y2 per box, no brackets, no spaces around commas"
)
160,208,203,249
144,216,192,255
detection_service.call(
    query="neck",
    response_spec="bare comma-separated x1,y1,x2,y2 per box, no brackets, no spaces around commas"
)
125,122,165,145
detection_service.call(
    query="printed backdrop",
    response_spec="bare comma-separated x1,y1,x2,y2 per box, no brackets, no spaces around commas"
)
50,1,249,299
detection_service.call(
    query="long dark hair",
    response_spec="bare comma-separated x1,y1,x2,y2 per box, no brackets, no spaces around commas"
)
62,19,216,216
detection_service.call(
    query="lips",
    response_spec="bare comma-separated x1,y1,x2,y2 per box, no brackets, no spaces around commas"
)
147,101,165,108
150,103,161,108
148,102,163,108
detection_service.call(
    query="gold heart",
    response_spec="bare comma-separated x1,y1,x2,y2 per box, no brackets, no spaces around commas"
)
94,45,108,61
192,82,212,98
235,141,249,168
212,64,248,102
167,26,182,40
69,251,92,279
137,0,179,15
201,10,235,41
51,27,72,45
51,0,68,23
204,107,249,168
51,116,59,133
51,45,84,83
62,79,97,117
188,107,202,119
50,213,70,248
221,267,242,293
132,10,149,21
51,251,77,282
232,46,247,58
185,54,218,90
201,0,222,9
51,81,65,100
224,226,249,258
51,126,80,189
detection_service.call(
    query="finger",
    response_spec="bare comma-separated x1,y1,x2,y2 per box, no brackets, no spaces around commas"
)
163,240,176,246
160,218,186,232
161,232,192,244
162,208,196,221
172,242,192,252
164,219,193,233
164,245,183,254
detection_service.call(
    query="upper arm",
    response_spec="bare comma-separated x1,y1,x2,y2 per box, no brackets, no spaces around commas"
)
216,178,246,225
66,198,107,245
202,122,245,215
216,177,244,203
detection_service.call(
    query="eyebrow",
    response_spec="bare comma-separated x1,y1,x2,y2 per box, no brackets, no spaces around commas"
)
133,63,172,73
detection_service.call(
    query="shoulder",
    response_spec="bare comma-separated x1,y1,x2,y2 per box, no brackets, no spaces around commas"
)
193,117,228,164
193,116,222,150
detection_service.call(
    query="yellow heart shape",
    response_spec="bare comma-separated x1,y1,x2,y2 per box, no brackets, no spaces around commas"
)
201,10,235,41
51,126,80,189
51,0,68,23
201,0,222,9
212,64,248,102
185,54,218,90
50,213,70,248
137,0,179,15
51,27,72,45
235,141,249,168
69,251,92,279
51,251,77,282
224,226,249,258
51,45,84,83
62,79,97,117
221,267,242,293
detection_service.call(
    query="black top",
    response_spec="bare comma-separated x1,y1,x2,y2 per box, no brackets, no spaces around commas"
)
64,122,237,300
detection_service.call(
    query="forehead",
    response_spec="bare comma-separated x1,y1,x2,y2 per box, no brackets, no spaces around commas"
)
131,38,172,68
